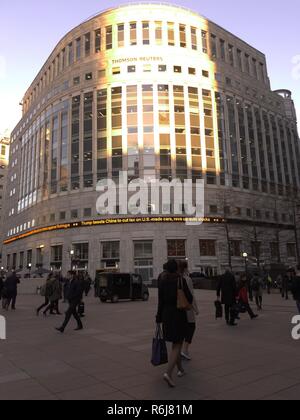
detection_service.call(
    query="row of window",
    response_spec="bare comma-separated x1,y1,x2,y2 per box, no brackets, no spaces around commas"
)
6,239,298,274
23,18,266,114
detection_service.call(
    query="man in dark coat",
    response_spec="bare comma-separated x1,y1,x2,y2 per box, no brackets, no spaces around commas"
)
56,271,84,333
217,269,237,326
3,271,20,310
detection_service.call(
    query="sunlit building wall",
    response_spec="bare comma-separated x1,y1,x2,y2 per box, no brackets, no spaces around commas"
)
3,4,300,280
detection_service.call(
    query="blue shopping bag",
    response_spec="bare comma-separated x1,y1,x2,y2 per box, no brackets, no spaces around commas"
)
151,324,168,366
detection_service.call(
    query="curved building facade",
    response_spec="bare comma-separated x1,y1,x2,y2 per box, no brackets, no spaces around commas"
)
3,3,300,280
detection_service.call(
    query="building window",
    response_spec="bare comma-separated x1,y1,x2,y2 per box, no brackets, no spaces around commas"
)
84,208,92,217
202,31,208,53
155,21,163,45
191,27,197,50
76,38,81,60
50,213,55,222
117,24,124,48
85,72,93,81
199,240,216,257
189,67,196,75
287,243,296,259
159,65,167,72
128,65,136,73
72,243,89,270
209,205,218,214
202,70,209,78
130,22,137,46
174,66,182,73
168,22,175,46
51,245,63,270
270,242,280,260
167,239,186,259
210,34,217,58
85,33,91,56
228,44,234,66
134,241,153,284
36,248,44,267
19,252,24,269
230,240,241,257
106,26,113,50
142,21,150,45
179,24,186,48
101,241,120,269
59,211,66,221
73,76,80,85
71,209,78,219
112,67,121,75
95,29,101,52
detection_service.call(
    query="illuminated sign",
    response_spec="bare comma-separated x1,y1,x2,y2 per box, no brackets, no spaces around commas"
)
112,56,163,65
3,216,225,245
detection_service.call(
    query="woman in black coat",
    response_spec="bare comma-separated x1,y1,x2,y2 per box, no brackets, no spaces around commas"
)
217,270,237,326
156,259,193,388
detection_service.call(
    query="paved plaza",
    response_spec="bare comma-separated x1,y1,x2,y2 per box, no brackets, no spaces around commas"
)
0,289,300,400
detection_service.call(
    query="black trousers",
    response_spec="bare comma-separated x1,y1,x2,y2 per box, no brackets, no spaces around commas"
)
37,297,50,313
61,301,83,331
44,300,60,314
6,294,17,309
244,303,256,319
224,304,236,324
255,295,263,308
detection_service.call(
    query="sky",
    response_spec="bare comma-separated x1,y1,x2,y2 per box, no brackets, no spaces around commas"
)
0,0,299,136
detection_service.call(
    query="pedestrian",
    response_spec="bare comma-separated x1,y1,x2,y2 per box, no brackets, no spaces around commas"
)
291,265,300,314
266,273,272,295
84,273,92,297
237,275,258,320
156,259,193,388
216,269,237,326
251,273,264,311
43,274,62,316
36,274,53,316
3,271,20,310
63,274,71,303
56,271,84,333
277,273,283,295
284,268,293,300
178,260,199,361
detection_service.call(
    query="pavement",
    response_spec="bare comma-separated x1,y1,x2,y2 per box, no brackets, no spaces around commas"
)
0,289,300,400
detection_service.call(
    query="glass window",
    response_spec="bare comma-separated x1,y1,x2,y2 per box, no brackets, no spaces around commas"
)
112,67,121,75
220,39,225,60
287,243,296,259
118,24,124,47
106,26,113,50
179,24,186,48
199,240,216,256
68,42,74,65
202,70,209,77
73,76,80,85
228,44,234,66
143,21,150,45
159,65,167,72
189,67,196,75
202,31,208,53
155,21,163,45
95,29,101,53
210,34,217,58
191,27,197,50
102,241,120,260
174,66,182,73
84,208,92,217
71,209,78,219
76,38,81,60
168,22,175,46
85,33,91,56
128,65,136,73
230,240,241,257
85,72,93,81
130,22,137,46
167,240,186,258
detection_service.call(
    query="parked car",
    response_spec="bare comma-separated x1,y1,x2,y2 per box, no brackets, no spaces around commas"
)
95,272,150,303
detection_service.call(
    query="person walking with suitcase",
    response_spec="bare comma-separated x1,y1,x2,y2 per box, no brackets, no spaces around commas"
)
56,271,84,333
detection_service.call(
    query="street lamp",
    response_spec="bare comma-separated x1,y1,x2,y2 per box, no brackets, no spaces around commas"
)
28,262,32,277
70,249,75,271
242,252,248,274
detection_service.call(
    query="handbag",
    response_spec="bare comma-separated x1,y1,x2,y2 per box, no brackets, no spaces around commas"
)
151,324,168,366
177,276,193,311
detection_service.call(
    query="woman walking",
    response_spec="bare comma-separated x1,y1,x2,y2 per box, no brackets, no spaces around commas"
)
238,275,258,320
156,259,193,388
251,273,264,311
36,274,53,316
43,274,62,316
178,260,199,361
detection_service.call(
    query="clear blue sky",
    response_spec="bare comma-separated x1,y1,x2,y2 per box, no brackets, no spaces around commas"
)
0,0,299,136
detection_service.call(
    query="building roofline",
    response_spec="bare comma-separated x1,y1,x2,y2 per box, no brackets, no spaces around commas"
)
22,2,266,103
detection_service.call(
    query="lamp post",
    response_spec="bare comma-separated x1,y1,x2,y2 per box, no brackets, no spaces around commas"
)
70,249,75,271
242,252,248,274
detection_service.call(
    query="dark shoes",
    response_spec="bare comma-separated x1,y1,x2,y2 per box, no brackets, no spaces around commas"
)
251,315,259,320
74,326,83,331
55,327,65,334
